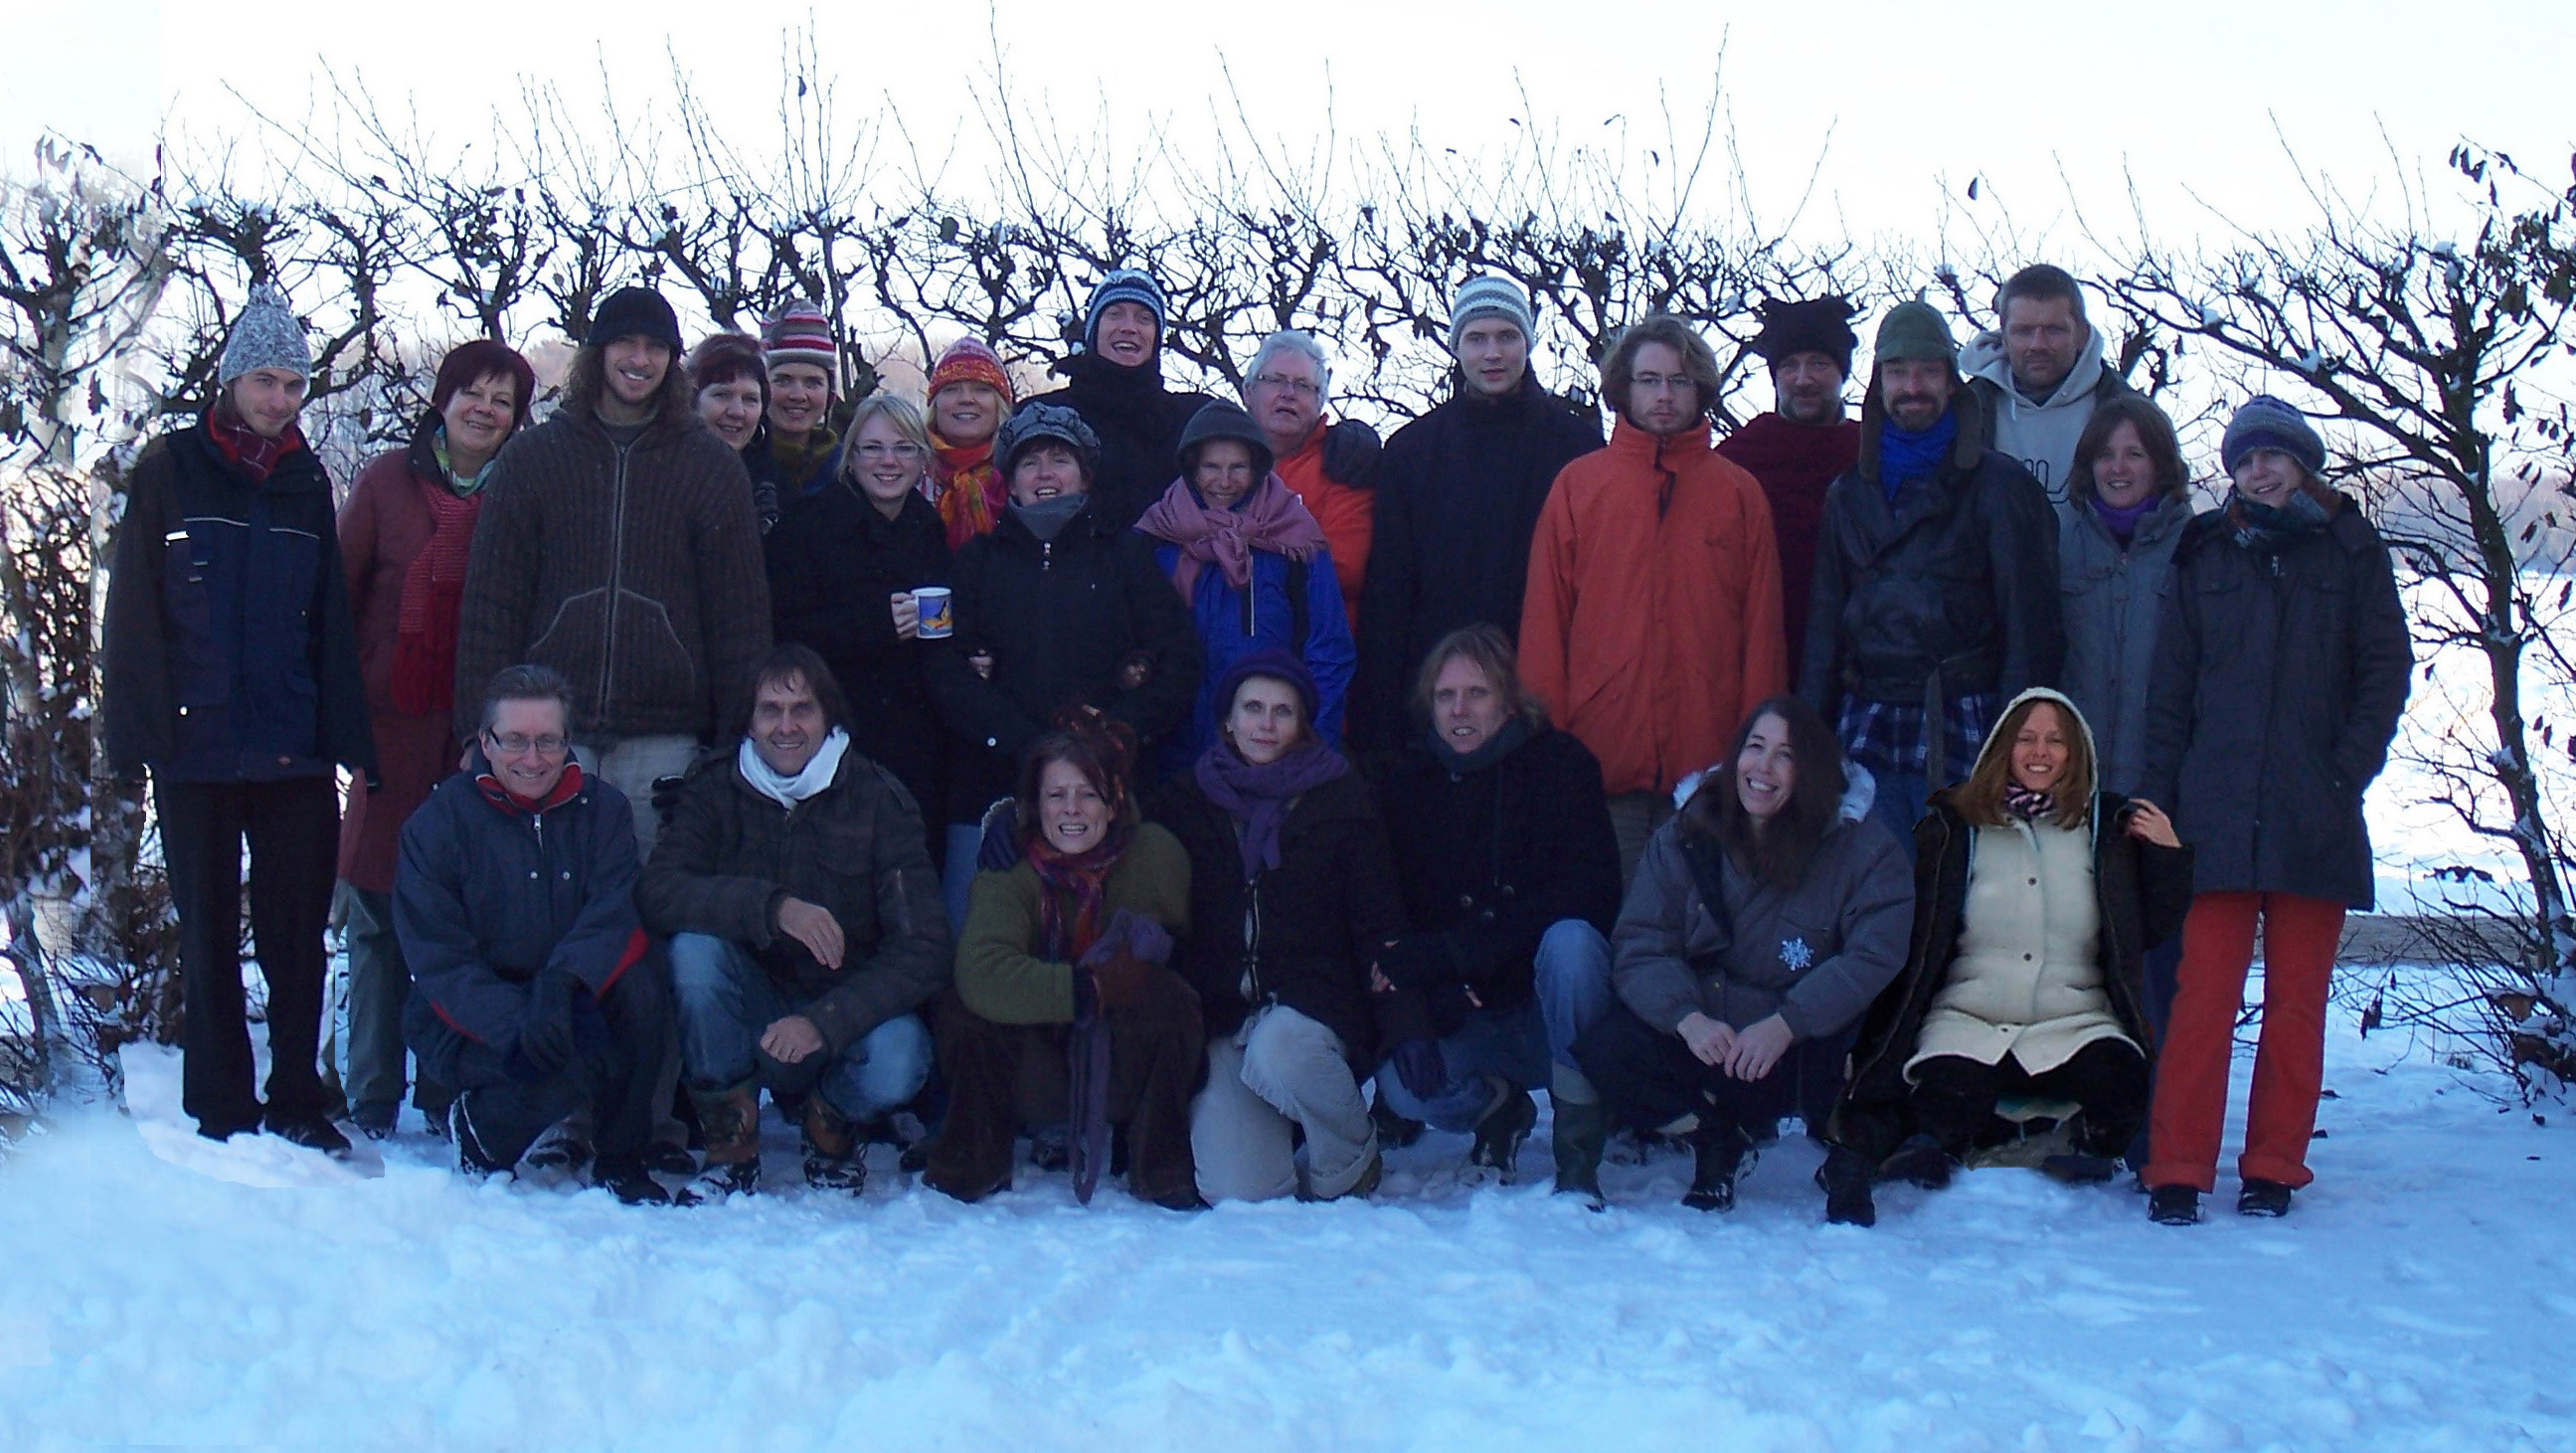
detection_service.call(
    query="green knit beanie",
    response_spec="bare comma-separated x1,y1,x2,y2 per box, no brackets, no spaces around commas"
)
1873,300,1958,367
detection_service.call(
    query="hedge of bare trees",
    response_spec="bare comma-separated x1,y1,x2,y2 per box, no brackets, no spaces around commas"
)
3,41,2570,1123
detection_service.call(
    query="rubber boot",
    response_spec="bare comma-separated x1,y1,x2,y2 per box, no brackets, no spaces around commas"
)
1551,1097,1610,1206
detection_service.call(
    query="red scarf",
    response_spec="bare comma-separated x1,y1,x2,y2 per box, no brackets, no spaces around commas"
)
391,469,484,715
208,416,304,482
1024,820,1133,963
1133,473,1328,603
930,428,1008,552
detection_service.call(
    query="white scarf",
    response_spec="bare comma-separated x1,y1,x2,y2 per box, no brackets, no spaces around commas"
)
738,727,850,811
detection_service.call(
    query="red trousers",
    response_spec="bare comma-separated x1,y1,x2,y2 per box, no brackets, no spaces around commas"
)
2144,891,2346,1192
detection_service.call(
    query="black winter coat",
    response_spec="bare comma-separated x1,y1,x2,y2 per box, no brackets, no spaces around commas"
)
1375,725,1624,1039
1148,766,1407,1062
394,758,644,1063
1020,352,1214,532
1352,376,1603,751
1829,790,2195,1162
103,420,376,786
766,483,951,817
636,740,951,1055
1799,397,2063,750
2142,498,2410,908
927,500,1204,822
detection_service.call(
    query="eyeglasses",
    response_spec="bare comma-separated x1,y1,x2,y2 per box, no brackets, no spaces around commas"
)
855,442,926,461
485,731,569,758
1251,373,1321,399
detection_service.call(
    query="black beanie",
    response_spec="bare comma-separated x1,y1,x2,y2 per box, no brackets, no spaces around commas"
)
1751,295,1859,379
588,286,684,352
1175,399,1276,480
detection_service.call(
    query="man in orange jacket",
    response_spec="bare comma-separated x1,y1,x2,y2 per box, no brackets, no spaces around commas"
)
1520,314,1788,885
1246,329,1378,633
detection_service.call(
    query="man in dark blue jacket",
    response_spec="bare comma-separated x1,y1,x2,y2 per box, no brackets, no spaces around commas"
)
103,281,377,1152
397,664,675,1205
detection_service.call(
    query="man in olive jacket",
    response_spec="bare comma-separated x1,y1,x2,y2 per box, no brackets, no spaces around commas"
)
637,646,950,1198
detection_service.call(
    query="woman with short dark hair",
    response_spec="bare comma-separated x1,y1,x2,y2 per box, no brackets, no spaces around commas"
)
1574,695,1912,1217
922,716,1204,1208
332,336,538,1138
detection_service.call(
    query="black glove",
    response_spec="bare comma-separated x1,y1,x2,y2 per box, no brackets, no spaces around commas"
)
516,966,584,1075
649,773,687,830
1391,1038,1448,1102
1372,934,1456,994
1320,418,1381,484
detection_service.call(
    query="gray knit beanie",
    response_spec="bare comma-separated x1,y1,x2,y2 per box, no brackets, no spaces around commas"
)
218,281,313,386
1448,275,1536,353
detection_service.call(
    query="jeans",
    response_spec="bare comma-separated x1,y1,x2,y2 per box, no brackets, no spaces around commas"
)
666,932,933,1123
1530,919,1615,1104
1867,768,1932,862
942,822,984,935
1374,999,1551,1134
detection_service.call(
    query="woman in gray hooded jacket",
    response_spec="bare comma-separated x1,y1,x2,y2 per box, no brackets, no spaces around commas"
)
1571,695,1913,1216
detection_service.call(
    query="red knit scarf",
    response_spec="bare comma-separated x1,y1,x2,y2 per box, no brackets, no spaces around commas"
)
930,429,1007,552
1024,820,1133,963
208,416,304,481
390,471,483,715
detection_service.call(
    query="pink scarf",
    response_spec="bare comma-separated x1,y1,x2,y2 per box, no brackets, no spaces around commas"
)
1133,473,1328,604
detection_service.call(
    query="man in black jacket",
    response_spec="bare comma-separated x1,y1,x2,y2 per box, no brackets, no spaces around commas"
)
1353,275,1603,754
103,281,377,1153
1800,300,2063,853
926,404,1204,928
1016,270,1215,532
639,646,951,1201
397,665,675,1205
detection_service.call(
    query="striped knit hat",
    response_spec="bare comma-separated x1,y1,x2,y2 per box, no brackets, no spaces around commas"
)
2221,395,2327,478
763,300,837,376
928,337,1014,402
1448,275,1536,353
218,281,312,385
1083,270,1166,351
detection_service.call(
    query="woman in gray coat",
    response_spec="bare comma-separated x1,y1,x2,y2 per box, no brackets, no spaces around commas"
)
1571,695,1913,1217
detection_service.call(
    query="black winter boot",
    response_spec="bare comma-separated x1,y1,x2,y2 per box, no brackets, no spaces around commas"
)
1370,1088,1426,1150
1550,1097,1610,1206
450,1094,510,1179
1467,1082,1538,1183
2236,1179,2295,1217
594,1156,673,1207
2147,1184,2202,1225
1815,1145,1877,1227
2041,1153,2123,1186
1682,1122,1754,1211
1879,1132,1957,1190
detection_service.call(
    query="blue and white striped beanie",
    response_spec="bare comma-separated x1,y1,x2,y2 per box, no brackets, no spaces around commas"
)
1083,270,1167,352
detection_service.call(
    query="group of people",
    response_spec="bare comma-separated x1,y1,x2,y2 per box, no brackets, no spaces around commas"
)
102,259,2409,1225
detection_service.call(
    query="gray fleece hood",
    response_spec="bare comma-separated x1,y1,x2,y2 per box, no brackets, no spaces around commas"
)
1961,326,2112,503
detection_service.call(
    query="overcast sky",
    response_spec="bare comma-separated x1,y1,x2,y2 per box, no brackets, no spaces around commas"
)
6,0,2569,252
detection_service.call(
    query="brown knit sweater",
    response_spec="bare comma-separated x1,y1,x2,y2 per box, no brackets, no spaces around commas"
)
451,408,771,740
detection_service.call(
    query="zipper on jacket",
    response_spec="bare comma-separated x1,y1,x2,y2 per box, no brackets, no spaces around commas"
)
600,438,634,719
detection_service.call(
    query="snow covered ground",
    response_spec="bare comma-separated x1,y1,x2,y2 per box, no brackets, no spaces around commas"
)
1,998,2567,1453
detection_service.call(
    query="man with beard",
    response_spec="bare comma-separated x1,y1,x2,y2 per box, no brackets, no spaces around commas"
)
1716,295,1864,658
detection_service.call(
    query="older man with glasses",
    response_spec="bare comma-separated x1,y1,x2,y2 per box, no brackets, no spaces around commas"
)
1244,330,1380,631
395,664,680,1205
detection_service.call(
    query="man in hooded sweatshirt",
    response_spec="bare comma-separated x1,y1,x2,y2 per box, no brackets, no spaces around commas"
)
1017,270,1216,533
1354,275,1603,755
1520,314,1788,886
1959,265,2135,510
1801,299,2063,852
1715,295,1864,660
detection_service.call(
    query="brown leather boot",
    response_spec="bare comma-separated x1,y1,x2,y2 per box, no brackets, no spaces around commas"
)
676,1087,761,1204
802,1096,866,1193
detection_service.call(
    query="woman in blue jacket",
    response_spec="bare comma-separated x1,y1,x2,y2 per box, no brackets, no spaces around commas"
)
1134,401,1354,774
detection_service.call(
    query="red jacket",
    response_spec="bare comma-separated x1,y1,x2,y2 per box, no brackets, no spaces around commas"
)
1520,420,1788,797
1273,416,1373,632
335,435,468,893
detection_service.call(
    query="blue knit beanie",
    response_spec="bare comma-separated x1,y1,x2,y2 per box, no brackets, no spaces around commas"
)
2220,395,2327,479
1084,270,1167,352
218,281,312,386
1213,647,1321,727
